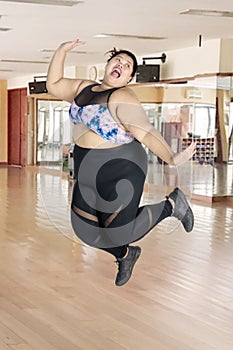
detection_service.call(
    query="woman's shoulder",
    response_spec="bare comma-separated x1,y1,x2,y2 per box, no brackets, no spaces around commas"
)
74,80,98,97
114,86,137,100
112,85,139,103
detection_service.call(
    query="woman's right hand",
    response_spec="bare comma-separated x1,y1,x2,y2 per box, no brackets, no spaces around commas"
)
58,39,86,53
47,39,86,102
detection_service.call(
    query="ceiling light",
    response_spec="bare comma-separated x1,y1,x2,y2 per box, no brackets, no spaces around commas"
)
179,9,233,18
94,33,167,40
0,59,49,64
0,0,84,6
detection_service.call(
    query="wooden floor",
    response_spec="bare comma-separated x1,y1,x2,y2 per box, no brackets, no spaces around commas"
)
0,164,233,350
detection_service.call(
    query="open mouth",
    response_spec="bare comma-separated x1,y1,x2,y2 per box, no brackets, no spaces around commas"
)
111,67,121,78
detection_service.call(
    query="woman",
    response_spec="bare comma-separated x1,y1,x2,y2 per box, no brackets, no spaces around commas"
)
47,39,196,286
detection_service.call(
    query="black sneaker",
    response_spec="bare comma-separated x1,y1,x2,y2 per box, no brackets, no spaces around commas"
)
167,187,194,233
115,246,141,286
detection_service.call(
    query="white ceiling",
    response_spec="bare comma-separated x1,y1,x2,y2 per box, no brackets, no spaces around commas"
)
1,0,233,80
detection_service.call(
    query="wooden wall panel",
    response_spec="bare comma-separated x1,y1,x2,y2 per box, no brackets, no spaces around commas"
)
20,89,28,166
8,88,28,166
0,80,7,163
8,89,21,165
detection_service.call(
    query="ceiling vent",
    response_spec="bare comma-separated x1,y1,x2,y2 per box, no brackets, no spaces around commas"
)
179,9,233,18
95,33,167,40
0,27,12,32
40,49,89,54
0,0,84,6
0,59,49,64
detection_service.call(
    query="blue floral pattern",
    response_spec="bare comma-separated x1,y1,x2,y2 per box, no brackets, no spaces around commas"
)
69,101,134,144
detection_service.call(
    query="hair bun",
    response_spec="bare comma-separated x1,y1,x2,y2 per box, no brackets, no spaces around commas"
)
105,47,119,58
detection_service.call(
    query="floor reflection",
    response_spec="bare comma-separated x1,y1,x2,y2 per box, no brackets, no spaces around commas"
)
213,163,233,197
1,160,232,242
0,162,232,247
146,161,233,199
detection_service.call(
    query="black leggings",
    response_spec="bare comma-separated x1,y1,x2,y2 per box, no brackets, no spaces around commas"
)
71,141,172,259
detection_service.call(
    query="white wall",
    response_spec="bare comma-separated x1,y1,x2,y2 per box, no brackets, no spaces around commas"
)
155,39,221,80
7,74,36,90
7,38,233,89
94,39,222,82
7,66,77,91
75,66,89,79
219,39,233,73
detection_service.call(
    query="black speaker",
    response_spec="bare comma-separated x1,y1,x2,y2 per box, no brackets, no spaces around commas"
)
136,64,160,83
29,80,47,94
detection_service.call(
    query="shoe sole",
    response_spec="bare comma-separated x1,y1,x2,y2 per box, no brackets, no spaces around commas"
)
115,247,141,287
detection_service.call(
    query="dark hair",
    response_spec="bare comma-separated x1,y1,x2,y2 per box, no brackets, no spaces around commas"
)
106,48,138,78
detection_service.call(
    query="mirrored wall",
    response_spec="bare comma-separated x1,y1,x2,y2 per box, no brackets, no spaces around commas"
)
29,74,233,200
131,74,233,200
36,100,71,168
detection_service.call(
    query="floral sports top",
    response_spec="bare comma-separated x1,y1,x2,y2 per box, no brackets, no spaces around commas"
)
69,84,135,144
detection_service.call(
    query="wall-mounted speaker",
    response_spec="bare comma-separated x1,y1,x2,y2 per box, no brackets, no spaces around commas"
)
28,78,47,94
136,64,160,83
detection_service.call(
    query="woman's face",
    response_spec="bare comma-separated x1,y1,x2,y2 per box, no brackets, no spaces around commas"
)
103,53,134,87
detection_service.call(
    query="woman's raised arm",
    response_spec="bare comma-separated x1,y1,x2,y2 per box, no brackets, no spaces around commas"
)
46,39,86,102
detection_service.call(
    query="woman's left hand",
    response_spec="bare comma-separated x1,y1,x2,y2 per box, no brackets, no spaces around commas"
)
173,141,196,166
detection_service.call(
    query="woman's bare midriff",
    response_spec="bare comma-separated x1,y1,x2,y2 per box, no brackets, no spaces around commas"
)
73,125,122,149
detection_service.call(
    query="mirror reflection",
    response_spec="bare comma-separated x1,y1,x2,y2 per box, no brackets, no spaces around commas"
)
37,100,71,169
132,74,233,200
34,74,233,200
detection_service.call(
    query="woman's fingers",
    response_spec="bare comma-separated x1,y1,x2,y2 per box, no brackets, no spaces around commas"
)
173,141,196,165
187,141,197,157
71,39,86,47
